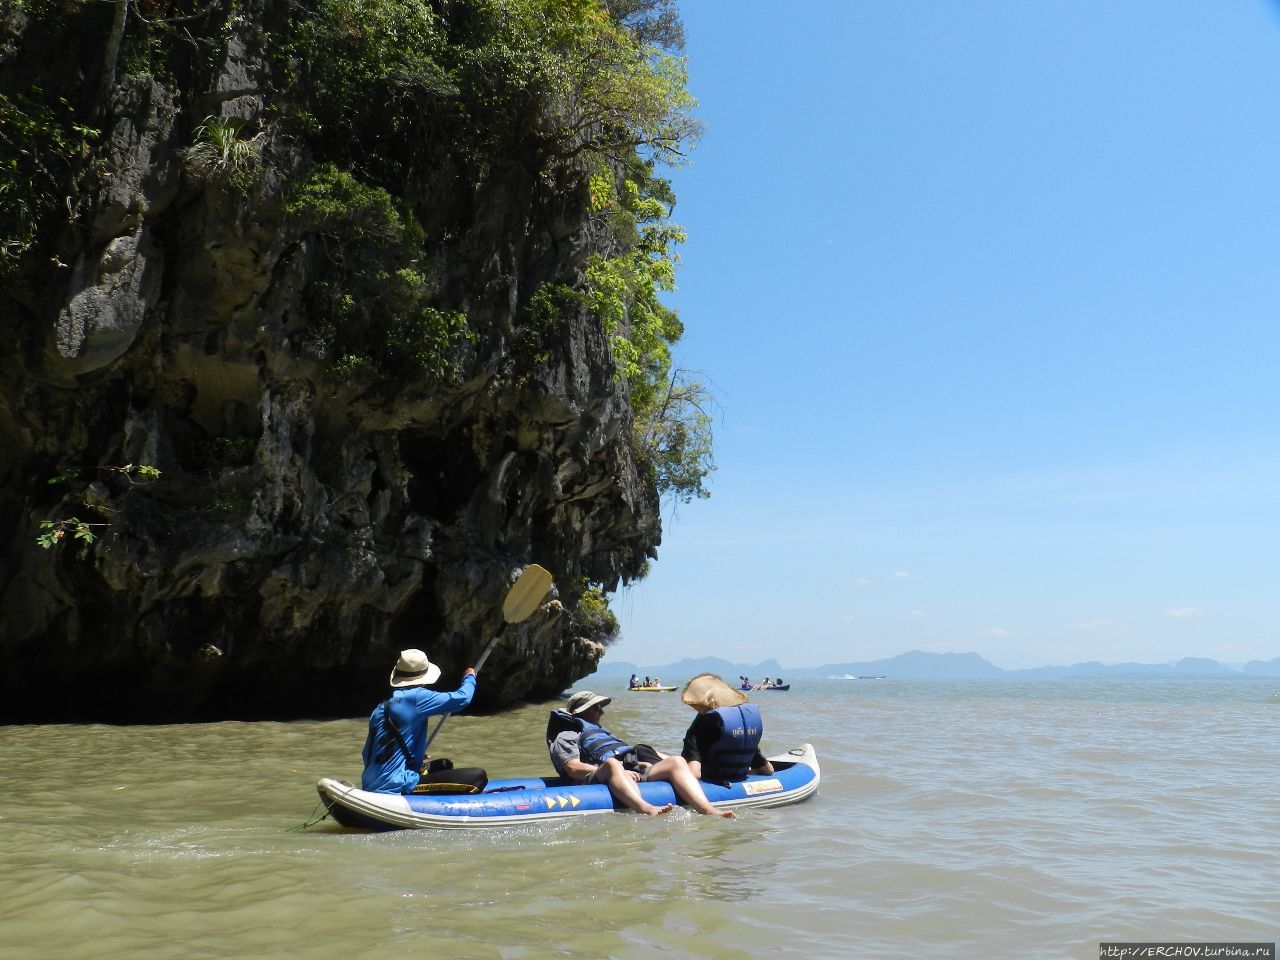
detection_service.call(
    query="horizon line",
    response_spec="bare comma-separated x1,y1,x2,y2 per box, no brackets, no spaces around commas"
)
598,648,1276,673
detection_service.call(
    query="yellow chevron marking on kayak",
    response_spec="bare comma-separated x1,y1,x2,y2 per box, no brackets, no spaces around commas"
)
557,796,569,808
570,795,581,808
544,797,556,810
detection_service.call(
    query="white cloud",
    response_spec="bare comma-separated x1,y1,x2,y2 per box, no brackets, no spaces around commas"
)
908,609,927,619
893,571,911,579
854,577,871,587
973,627,1014,638
1166,607,1202,619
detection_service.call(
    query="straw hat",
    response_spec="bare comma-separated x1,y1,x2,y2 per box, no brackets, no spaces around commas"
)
680,673,748,712
389,649,442,688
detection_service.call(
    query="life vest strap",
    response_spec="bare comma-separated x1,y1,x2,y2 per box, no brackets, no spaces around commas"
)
376,700,415,766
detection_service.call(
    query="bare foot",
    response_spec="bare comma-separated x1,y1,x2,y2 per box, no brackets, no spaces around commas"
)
693,805,737,818
641,803,674,816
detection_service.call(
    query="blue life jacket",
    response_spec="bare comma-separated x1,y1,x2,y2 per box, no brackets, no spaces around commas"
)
702,703,763,782
546,710,636,765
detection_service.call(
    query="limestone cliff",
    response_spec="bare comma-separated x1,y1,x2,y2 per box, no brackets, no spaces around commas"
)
0,0,701,721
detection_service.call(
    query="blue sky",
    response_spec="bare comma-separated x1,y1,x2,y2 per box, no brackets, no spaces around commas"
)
606,0,1280,670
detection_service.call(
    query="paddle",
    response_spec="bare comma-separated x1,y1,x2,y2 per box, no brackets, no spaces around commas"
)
422,563,554,755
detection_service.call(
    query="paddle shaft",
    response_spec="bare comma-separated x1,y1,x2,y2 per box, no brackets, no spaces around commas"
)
417,563,552,760
421,624,506,755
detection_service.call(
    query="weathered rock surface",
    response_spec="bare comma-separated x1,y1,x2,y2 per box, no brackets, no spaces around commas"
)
0,2,660,721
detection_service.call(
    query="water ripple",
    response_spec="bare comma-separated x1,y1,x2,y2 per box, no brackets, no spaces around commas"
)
2,680,1278,958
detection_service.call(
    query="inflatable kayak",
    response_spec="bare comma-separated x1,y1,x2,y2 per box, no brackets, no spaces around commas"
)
315,743,820,831
627,685,676,692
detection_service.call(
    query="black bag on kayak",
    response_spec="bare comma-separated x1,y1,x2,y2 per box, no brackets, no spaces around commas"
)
629,743,662,767
412,764,488,795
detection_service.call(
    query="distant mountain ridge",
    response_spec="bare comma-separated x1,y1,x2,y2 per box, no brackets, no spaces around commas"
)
591,650,1280,682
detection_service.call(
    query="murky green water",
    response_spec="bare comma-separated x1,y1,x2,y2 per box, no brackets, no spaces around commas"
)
3,682,1277,959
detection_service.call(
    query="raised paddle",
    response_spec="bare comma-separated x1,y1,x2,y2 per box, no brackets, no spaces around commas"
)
422,563,554,754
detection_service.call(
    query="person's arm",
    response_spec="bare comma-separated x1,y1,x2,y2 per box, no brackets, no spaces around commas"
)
550,732,593,782
683,714,722,778
421,670,477,716
680,719,702,763
750,750,775,775
562,756,599,783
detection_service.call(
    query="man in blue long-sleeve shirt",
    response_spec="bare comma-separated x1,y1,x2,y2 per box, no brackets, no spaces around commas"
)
360,648,477,793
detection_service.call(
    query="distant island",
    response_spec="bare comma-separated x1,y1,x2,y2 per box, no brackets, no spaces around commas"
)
591,650,1280,682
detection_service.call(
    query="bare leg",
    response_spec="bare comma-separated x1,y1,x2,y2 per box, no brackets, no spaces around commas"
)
597,758,672,816
646,756,736,819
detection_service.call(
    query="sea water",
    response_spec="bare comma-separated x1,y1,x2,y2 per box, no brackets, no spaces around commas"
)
1,679,1276,959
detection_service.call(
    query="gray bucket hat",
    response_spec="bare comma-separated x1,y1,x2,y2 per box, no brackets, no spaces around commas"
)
566,690,611,715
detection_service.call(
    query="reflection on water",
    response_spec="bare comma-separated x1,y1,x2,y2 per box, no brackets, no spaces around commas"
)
2,680,1278,959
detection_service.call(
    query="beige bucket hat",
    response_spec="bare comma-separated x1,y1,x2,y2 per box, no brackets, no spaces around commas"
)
389,648,442,688
680,672,749,712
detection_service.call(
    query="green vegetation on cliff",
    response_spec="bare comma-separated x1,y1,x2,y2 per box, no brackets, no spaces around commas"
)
1,0,711,500
0,88,98,273
281,0,713,499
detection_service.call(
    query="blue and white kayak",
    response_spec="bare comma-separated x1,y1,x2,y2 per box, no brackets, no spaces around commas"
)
315,743,820,831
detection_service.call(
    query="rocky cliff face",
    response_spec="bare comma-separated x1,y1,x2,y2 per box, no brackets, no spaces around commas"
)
0,1,672,721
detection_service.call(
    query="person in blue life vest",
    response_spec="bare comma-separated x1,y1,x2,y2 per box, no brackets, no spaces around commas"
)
679,673,774,783
547,691,736,819
361,648,477,794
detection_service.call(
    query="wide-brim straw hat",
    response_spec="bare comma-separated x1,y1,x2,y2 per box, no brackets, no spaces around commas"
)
389,648,442,688
681,672,748,712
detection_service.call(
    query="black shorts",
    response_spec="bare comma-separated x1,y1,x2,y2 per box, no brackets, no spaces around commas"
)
623,743,662,770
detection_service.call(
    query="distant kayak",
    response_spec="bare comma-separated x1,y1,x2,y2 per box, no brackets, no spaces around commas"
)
741,684,790,692
627,685,676,692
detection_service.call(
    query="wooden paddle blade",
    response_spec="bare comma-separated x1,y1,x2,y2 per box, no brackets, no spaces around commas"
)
501,564,553,623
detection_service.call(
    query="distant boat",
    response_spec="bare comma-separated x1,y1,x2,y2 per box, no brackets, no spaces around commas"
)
627,685,676,692
829,674,886,680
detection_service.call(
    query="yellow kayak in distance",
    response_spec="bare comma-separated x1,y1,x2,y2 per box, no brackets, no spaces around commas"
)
627,685,676,692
